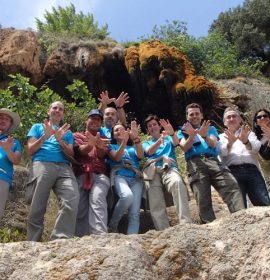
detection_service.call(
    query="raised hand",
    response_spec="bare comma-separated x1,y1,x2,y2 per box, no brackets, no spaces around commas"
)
114,92,129,108
160,119,174,136
0,136,14,152
239,124,250,144
224,129,238,145
42,119,55,139
198,120,211,138
261,124,270,138
54,123,70,142
128,120,139,140
183,122,198,137
95,132,110,150
98,90,115,106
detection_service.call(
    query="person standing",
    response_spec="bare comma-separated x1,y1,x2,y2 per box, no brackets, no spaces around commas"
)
178,103,244,223
219,107,270,208
0,108,21,220
142,114,191,230
26,101,79,241
73,109,110,236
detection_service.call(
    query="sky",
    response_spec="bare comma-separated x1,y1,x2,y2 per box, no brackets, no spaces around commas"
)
0,0,245,42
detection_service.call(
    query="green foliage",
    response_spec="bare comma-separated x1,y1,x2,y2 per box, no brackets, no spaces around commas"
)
65,79,98,132
0,227,25,242
0,74,97,148
199,32,265,79
36,4,109,40
210,0,270,61
143,19,265,79
36,3,109,53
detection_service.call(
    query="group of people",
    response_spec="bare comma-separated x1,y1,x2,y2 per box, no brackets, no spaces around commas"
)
1,92,270,241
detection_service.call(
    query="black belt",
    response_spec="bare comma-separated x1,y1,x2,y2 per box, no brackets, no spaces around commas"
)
229,163,256,169
188,154,215,160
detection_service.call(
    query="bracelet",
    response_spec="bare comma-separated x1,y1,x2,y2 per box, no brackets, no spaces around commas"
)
170,132,175,137
243,140,249,145
202,135,207,139
116,106,123,109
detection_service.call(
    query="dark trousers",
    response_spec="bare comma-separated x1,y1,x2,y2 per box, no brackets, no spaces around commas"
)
229,164,270,208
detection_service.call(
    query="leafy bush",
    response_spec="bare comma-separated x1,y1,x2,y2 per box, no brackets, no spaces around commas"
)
36,4,109,54
0,74,97,148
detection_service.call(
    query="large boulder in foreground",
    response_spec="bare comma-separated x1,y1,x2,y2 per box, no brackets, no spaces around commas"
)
1,207,269,279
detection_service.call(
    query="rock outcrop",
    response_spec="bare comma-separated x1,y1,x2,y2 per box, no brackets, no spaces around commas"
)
0,28,218,126
1,207,270,279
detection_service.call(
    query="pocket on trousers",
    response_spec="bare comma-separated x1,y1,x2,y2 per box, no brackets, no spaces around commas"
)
25,177,37,205
187,171,200,186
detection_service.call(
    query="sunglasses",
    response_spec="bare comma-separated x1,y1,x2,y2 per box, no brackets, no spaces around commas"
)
256,114,269,120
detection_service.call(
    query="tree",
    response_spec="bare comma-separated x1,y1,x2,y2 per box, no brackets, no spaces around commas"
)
36,4,109,40
210,0,270,61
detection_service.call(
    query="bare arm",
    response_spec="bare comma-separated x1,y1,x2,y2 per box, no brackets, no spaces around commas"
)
114,92,129,126
0,137,21,165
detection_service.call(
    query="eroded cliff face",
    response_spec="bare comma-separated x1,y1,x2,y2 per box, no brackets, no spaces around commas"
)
1,207,270,280
0,28,219,126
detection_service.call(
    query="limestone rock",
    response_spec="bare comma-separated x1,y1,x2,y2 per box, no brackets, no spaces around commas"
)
0,207,270,279
0,28,43,85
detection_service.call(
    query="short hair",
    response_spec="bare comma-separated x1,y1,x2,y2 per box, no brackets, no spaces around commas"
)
143,114,160,130
49,101,64,111
186,103,203,114
223,106,240,121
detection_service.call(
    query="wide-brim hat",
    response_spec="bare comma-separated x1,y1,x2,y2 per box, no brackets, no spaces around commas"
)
0,108,21,133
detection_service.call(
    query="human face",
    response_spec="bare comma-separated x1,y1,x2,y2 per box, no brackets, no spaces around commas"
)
113,124,125,140
48,102,64,124
224,110,241,131
0,113,12,134
256,111,270,127
104,108,117,128
186,108,203,128
86,115,102,134
146,119,161,138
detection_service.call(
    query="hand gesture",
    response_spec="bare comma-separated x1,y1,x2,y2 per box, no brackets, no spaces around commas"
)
128,120,139,140
261,124,270,138
224,129,238,146
42,119,55,139
54,123,70,142
95,132,111,150
160,119,174,136
238,124,250,144
198,120,211,138
114,92,129,108
98,90,114,106
182,122,197,137
0,136,14,152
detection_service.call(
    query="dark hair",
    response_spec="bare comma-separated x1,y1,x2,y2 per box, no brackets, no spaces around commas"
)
143,114,160,131
111,122,133,146
186,103,203,114
253,108,270,140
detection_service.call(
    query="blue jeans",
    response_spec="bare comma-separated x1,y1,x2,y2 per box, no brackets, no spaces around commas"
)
229,164,270,208
109,175,143,234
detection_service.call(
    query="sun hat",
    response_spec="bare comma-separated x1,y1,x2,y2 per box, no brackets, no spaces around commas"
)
0,108,21,132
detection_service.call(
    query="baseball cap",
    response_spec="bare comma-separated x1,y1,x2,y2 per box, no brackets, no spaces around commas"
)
87,109,103,120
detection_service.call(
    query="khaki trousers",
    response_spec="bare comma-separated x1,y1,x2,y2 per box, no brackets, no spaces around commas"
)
148,168,191,230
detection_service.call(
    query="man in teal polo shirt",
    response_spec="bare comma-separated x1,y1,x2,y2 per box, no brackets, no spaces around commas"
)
26,101,79,241
0,108,21,220
178,103,244,223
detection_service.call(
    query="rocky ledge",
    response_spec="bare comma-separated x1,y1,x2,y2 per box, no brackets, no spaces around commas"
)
0,207,269,280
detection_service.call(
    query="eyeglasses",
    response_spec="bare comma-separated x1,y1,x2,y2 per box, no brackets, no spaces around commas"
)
225,114,238,120
256,114,269,120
